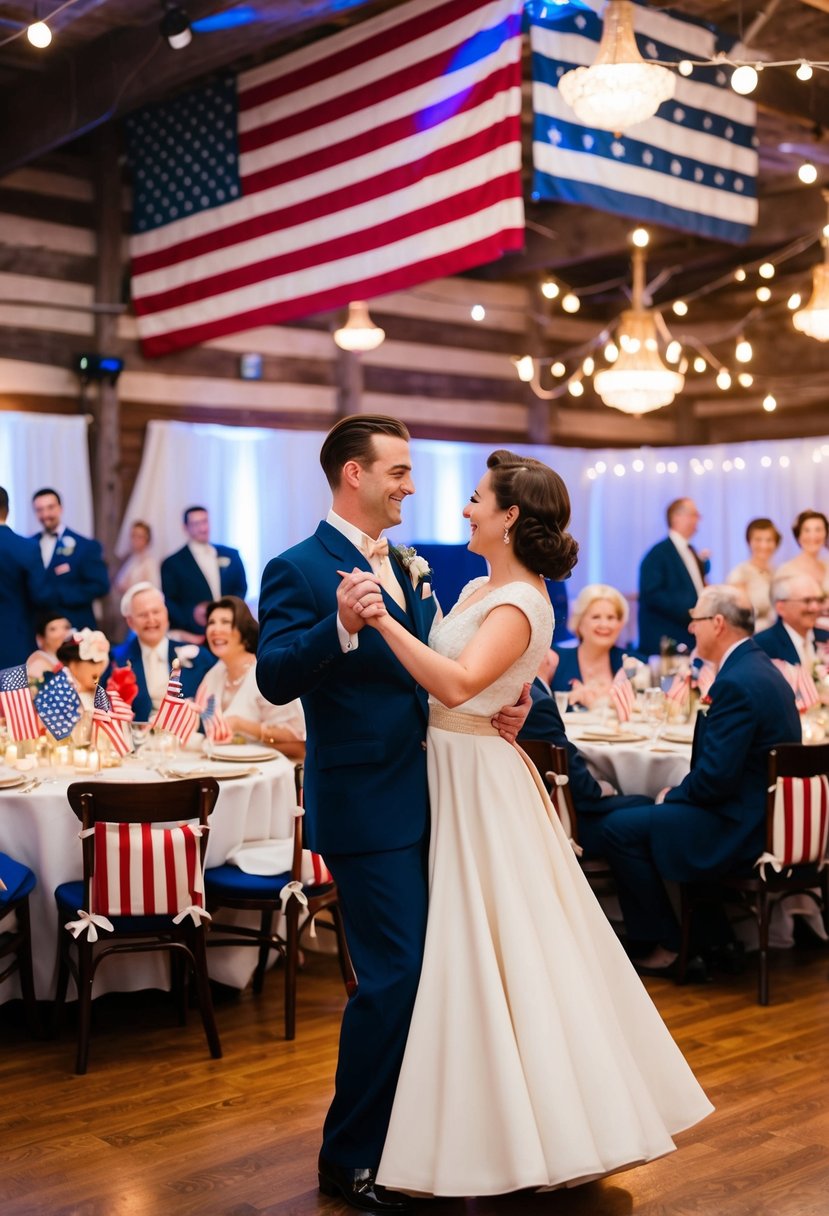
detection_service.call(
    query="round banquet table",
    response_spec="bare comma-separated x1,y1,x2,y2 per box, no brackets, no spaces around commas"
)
0,751,298,1003
563,714,693,800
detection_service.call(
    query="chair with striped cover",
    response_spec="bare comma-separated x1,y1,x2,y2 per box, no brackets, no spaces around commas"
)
0,852,39,1035
520,740,616,898
54,778,222,1074
204,763,354,1040
678,743,829,1005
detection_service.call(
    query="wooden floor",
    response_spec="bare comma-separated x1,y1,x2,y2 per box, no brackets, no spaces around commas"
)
4,949,829,1216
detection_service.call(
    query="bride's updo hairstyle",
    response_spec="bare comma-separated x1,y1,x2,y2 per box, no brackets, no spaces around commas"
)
487,450,579,581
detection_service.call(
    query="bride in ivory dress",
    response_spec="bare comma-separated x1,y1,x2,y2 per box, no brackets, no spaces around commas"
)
339,450,712,1199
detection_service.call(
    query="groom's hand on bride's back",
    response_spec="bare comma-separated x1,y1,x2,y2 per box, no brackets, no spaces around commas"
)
336,568,384,633
491,682,533,744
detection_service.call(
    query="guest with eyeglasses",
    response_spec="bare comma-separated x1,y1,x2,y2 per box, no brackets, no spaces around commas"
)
726,517,781,632
600,585,801,979
753,573,824,669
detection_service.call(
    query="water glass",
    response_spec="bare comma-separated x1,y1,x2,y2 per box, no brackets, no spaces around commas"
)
554,691,570,718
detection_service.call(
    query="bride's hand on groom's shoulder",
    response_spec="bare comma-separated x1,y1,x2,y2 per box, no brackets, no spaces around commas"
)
337,567,385,632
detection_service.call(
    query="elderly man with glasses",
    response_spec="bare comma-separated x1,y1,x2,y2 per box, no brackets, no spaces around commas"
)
599,585,802,978
753,573,826,668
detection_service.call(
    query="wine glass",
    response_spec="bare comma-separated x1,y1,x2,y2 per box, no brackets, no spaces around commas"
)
642,688,667,742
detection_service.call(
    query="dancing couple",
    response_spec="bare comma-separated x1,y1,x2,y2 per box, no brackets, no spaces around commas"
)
257,415,711,1211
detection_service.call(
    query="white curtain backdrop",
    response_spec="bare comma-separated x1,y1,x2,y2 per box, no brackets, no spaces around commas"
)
121,420,829,603
0,412,94,536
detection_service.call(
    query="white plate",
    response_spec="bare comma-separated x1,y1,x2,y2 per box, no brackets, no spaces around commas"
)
209,744,281,763
0,771,30,790
661,729,694,745
165,764,258,781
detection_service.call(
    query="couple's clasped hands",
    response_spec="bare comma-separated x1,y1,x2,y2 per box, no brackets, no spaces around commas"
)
337,568,388,633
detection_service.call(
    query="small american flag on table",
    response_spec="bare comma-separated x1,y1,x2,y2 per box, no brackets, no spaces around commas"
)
34,670,82,741
92,685,133,756
150,663,199,745
0,664,39,741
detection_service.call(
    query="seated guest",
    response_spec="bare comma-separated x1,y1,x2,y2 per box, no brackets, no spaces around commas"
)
600,585,801,976
161,506,247,637
753,573,823,667
0,485,51,668
520,650,653,859
55,629,111,744
552,583,629,709
113,583,215,721
638,497,707,655
27,611,73,681
30,487,109,631
113,520,161,599
726,517,781,632
196,596,305,759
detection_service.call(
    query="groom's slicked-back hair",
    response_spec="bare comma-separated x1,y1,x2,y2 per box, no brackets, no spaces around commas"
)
320,414,410,489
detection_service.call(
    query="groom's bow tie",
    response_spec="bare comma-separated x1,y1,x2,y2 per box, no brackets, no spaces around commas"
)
363,537,389,560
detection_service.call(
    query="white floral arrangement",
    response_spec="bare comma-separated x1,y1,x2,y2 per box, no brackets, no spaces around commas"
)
217,555,231,568
74,628,110,663
392,545,433,589
56,535,76,556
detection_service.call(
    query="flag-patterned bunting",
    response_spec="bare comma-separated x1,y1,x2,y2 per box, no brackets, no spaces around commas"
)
91,821,209,924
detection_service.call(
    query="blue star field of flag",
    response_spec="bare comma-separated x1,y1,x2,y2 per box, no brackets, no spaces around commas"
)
0,664,29,693
34,670,82,740
124,76,241,235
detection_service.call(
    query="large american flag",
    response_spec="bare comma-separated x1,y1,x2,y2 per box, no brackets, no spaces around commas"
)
0,665,39,742
151,666,199,745
530,2,758,242
126,0,526,356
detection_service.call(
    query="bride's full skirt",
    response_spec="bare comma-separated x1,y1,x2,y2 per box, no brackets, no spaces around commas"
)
376,724,713,1197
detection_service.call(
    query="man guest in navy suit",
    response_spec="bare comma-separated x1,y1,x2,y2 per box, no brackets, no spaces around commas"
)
753,573,824,668
113,583,214,721
31,487,109,631
161,506,247,636
0,486,49,667
256,415,529,1213
638,497,708,655
601,585,801,976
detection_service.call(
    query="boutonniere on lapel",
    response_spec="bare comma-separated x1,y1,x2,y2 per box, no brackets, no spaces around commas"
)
392,545,433,596
56,535,76,557
698,694,713,717
174,644,200,669
217,555,231,569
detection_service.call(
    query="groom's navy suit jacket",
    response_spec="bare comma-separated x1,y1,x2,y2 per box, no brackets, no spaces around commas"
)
257,519,438,1167
257,520,437,856
650,639,801,881
638,537,701,655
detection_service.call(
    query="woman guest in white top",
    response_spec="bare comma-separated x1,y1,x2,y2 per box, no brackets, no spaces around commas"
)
726,517,781,632
196,596,305,759
112,521,161,599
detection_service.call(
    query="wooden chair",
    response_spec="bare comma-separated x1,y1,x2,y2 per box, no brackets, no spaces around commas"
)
0,852,39,1036
678,743,829,1005
520,740,616,897
54,778,222,1074
204,763,354,1040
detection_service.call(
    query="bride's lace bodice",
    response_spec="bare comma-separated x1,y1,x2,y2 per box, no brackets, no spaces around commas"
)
428,577,554,715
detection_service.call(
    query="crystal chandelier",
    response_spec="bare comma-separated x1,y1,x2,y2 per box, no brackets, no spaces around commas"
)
333,301,385,352
593,244,684,415
558,0,676,134
793,198,829,341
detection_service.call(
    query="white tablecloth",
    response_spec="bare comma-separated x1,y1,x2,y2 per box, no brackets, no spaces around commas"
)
0,753,297,1003
564,717,692,800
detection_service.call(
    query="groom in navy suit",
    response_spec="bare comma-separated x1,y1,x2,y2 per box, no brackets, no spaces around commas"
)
601,585,801,975
257,416,529,1213
638,497,708,655
31,487,109,631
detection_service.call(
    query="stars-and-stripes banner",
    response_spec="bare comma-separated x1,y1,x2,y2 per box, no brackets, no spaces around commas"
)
529,1,758,242
126,0,526,357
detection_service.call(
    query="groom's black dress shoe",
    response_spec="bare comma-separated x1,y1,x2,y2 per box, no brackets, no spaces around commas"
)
634,954,710,983
318,1156,413,1212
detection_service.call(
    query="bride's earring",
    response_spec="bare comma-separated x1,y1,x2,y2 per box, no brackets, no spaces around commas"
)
503,525,511,545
